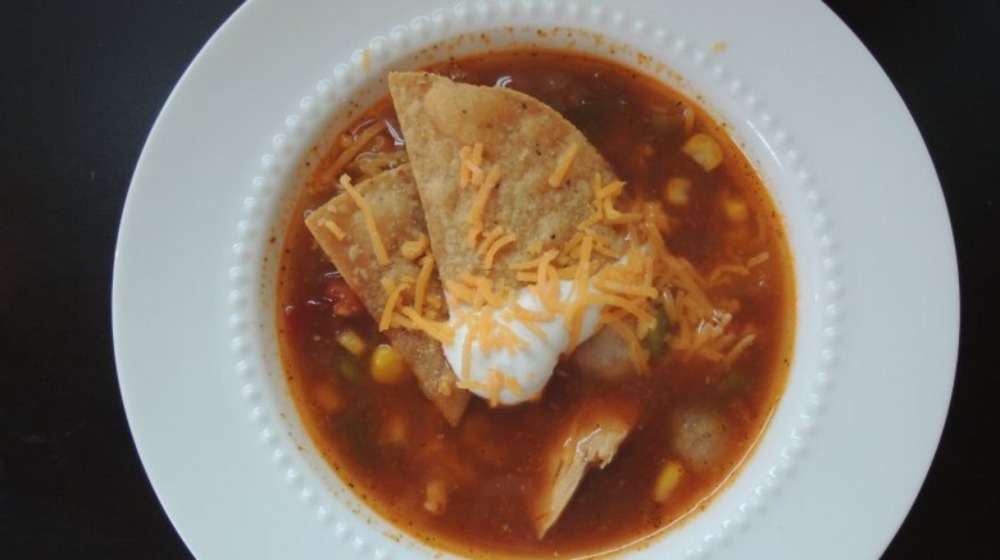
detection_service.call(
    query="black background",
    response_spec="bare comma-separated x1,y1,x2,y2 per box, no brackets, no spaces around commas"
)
1,1,996,558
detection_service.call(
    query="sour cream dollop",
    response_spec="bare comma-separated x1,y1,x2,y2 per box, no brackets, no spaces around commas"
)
442,280,602,405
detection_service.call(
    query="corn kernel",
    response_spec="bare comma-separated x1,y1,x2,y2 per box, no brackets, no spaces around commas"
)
381,414,407,443
724,196,750,224
370,344,409,384
665,177,692,206
653,461,685,503
314,383,343,413
682,133,723,171
335,329,366,357
424,479,447,514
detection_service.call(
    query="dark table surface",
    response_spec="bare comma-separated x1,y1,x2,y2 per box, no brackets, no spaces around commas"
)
2,1,996,558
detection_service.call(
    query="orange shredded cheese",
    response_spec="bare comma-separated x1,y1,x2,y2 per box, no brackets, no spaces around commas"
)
319,218,347,240
444,280,478,305
459,142,485,187
467,274,505,309
593,276,660,299
510,301,555,324
399,307,454,345
339,174,389,265
476,226,506,255
414,255,434,315
602,197,642,223
535,252,559,294
504,374,525,398
323,121,387,186
426,294,443,311
380,279,409,331
459,145,472,186
583,293,655,333
465,164,501,246
460,318,475,380
400,234,429,261
564,235,594,350
486,369,505,406
548,142,579,187
516,271,539,283
517,314,549,340
483,231,517,270
390,311,416,330
510,249,558,272
471,143,484,167
596,179,626,199
375,140,754,396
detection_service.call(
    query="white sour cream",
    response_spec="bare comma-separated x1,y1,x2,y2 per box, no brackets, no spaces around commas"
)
442,280,602,405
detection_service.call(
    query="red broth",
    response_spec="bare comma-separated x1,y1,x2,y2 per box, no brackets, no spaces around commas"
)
278,50,794,558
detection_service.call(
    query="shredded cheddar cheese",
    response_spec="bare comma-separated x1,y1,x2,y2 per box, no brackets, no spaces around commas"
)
566,234,594,350
401,234,429,261
459,142,485,187
459,145,472,186
548,142,579,187
460,317,475,379
320,218,347,240
483,231,517,270
504,374,525,398
325,121,387,186
414,255,435,315
339,174,390,265
465,164,501,246
444,280,478,305
476,226,507,255
380,279,410,331
362,134,759,402
399,307,454,345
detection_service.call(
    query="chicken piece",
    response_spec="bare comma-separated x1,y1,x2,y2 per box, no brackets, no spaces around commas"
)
570,326,636,380
532,405,635,538
672,406,729,470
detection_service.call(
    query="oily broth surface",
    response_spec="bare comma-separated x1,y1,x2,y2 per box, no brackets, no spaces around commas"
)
278,50,794,558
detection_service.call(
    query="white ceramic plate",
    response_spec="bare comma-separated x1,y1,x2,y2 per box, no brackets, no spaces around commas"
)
112,0,958,558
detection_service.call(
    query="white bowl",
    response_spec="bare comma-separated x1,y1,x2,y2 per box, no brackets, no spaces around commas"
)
113,1,958,559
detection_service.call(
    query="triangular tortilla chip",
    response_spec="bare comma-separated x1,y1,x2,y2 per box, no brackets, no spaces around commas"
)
388,71,627,286
305,164,470,425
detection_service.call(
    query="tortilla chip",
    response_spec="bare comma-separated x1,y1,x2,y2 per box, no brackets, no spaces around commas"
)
304,164,470,425
388,71,627,286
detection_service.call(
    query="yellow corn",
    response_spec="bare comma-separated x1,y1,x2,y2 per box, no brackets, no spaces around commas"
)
653,461,685,503
370,344,409,384
381,414,407,443
424,479,448,514
335,329,366,357
665,177,692,206
682,133,723,171
313,383,343,413
724,196,750,224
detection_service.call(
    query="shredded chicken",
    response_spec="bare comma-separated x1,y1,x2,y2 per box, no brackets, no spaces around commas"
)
571,326,636,380
532,405,635,538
